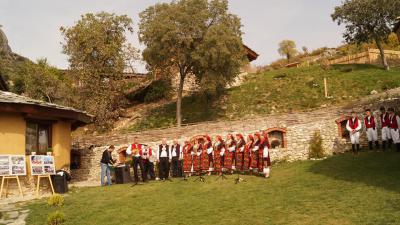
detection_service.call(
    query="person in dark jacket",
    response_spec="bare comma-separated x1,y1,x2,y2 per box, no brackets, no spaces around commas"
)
100,145,116,186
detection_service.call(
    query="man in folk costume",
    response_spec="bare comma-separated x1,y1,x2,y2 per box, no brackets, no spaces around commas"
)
250,132,261,173
379,106,392,151
182,139,193,178
213,135,225,175
235,134,245,172
192,138,202,175
346,111,362,154
224,134,236,174
170,139,182,177
157,138,171,180
200,139,210,174
364,109,379,150
388,108,400,152
243,134,253,173
141,145,155,180
204,135,213,175
126,137,146,183
261,131,272,178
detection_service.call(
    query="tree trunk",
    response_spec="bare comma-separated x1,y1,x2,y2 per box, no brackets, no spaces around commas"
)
176,68,185,127
375,38,389,71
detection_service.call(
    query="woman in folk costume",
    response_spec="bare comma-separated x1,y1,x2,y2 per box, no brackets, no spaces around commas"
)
204,135,214,175
261,131,272,178
250,132,261,173
243,134,254,172
224,134,236,174
213,135,225,175
192,138,202,175
200,137,210,174
183,140,193,177
235,134,245,172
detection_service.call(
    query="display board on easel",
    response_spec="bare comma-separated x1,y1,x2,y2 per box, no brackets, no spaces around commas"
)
0,155,27,176
29,155,56,197
30,155,56,175
0,155,26,198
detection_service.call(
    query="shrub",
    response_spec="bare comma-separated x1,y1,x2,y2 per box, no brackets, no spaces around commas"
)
144,79,171,103
47,211,65,225
309,131,325,159
47,194,65,207
381,80,398,91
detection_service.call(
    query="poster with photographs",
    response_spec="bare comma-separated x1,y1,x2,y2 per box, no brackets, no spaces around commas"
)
30,155,56,175
0,155,27,176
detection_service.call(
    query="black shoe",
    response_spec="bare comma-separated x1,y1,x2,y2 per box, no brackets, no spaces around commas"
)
397,143,400,152
388,139,393,149
382,141,387,151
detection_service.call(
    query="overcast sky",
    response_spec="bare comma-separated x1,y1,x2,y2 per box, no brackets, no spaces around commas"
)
0,0,344,72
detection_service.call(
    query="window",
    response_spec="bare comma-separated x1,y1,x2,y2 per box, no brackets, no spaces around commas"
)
265,128,287,149
335,116,350,140
25,121,52,155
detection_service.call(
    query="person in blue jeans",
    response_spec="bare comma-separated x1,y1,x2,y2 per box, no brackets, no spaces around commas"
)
100,145,116,186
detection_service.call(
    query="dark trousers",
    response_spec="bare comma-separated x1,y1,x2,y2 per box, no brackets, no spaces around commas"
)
171,157,181,177
133,157,146,183
159,157,170,179
142,159,156,180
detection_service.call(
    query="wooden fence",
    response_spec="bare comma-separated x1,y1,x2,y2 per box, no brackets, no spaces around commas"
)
328,49,400,65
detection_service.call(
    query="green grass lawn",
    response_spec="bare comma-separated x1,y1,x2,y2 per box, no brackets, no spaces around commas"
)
26,151,400,225
129,64,400,131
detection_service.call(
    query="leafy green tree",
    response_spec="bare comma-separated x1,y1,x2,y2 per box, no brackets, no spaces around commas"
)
278,40,298,62
332,0,400,70
138,0,246,127
60,12,137,129
23,58,72,104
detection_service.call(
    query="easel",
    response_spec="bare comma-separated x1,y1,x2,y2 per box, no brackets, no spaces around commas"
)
0,176,23,198
216,168,228,181
36,174,55,197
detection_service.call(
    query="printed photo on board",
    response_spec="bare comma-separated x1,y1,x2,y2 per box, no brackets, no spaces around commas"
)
11,156,25,165
0,156,9,166
30,155,43,165
44,165,55,174
43,156,54,165
0,165,10,176
32,166,43,175
11,165,25,175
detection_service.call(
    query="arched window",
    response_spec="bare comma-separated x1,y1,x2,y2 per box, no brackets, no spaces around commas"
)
265,128,287,149
335,116,350,139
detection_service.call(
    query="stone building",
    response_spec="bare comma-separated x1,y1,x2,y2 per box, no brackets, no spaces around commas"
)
0,79,92,195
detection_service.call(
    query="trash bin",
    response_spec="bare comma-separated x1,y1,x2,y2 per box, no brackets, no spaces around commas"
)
114,164,131,184
51,171,69,194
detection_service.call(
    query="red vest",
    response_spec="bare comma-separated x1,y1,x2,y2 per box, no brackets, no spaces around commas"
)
140,148,152,156
364,116,376,129
389,115,399,129
131,143,142,155
381,113,389,127
349,118,359,130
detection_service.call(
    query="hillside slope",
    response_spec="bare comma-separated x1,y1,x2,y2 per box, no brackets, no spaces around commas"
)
121,64,400,132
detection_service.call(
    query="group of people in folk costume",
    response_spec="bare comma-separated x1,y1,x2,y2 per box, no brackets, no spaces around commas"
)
182,131,272,178
118,131,272,185
346,107,400,154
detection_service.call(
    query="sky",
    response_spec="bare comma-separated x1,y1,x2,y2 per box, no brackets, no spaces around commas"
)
0,0,345,72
